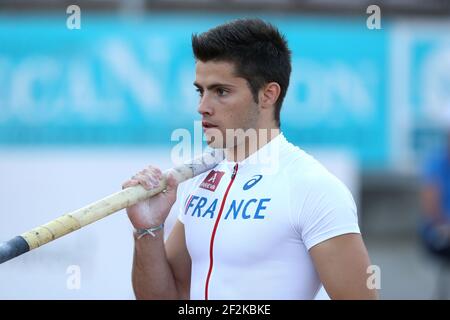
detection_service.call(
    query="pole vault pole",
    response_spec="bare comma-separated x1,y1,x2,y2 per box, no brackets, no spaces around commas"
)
0,150,224,265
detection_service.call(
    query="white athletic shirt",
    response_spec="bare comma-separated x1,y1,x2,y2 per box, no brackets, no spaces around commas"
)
172,133,360,300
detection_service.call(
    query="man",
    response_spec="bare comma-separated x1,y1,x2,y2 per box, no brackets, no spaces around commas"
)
420,129,450,260
122,18,377,300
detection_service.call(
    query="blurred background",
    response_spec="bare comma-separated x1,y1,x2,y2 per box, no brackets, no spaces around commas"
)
1,0,450,299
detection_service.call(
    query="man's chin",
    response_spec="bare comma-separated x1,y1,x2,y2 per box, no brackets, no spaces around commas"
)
203,128,225,149
205,138,224,149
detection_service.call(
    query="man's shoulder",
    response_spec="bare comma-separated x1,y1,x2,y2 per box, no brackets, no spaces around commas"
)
281,144,353,199
280,142,329,180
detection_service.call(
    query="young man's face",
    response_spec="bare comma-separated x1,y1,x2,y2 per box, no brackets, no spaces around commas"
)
194,60,260,149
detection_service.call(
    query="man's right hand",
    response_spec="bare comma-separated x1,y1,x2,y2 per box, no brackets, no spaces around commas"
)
122,166,179,229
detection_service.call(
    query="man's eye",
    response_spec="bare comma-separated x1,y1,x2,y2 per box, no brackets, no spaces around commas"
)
195,88,203,97
217,88,228,97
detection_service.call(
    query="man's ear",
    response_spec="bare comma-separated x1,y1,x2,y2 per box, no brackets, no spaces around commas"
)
260,82,281,110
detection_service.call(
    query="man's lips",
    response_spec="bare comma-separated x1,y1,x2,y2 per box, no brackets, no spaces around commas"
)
202,121,218,129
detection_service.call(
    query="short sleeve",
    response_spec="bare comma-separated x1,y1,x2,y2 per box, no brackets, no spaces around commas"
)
296,173,361,251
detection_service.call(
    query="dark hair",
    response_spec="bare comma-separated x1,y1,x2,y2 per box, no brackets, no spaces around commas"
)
192,18,291,127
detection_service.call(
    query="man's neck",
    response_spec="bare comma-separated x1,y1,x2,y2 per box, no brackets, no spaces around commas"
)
224,128,280,162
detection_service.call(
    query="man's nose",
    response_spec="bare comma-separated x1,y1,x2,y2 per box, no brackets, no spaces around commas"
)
197,94,214,116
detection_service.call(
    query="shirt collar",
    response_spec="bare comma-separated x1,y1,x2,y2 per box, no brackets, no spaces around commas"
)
218,132,288,170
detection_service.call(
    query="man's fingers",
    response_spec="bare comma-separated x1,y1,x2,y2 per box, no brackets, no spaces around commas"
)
135,174,155,190
125,166,164,191
122,179,139,189
142,166,162,179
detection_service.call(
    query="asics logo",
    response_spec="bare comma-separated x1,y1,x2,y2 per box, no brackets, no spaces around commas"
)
243,175,263,190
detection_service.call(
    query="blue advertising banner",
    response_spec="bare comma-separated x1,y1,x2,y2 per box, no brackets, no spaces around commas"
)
377,22,450,167
0,14,388,168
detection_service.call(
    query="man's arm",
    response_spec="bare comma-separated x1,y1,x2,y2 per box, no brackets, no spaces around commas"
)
309,233,378,300
132,221,191,299
123,165,190,300
421,184,447,225
132,220,191,299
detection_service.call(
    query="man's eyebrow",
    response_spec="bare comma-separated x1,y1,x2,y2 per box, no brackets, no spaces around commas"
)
193,82,235,90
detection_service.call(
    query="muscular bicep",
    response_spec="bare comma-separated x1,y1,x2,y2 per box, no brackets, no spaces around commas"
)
165,220,191,299
309,233,378,300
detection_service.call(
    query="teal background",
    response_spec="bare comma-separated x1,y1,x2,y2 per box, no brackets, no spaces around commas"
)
0,14,388,168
